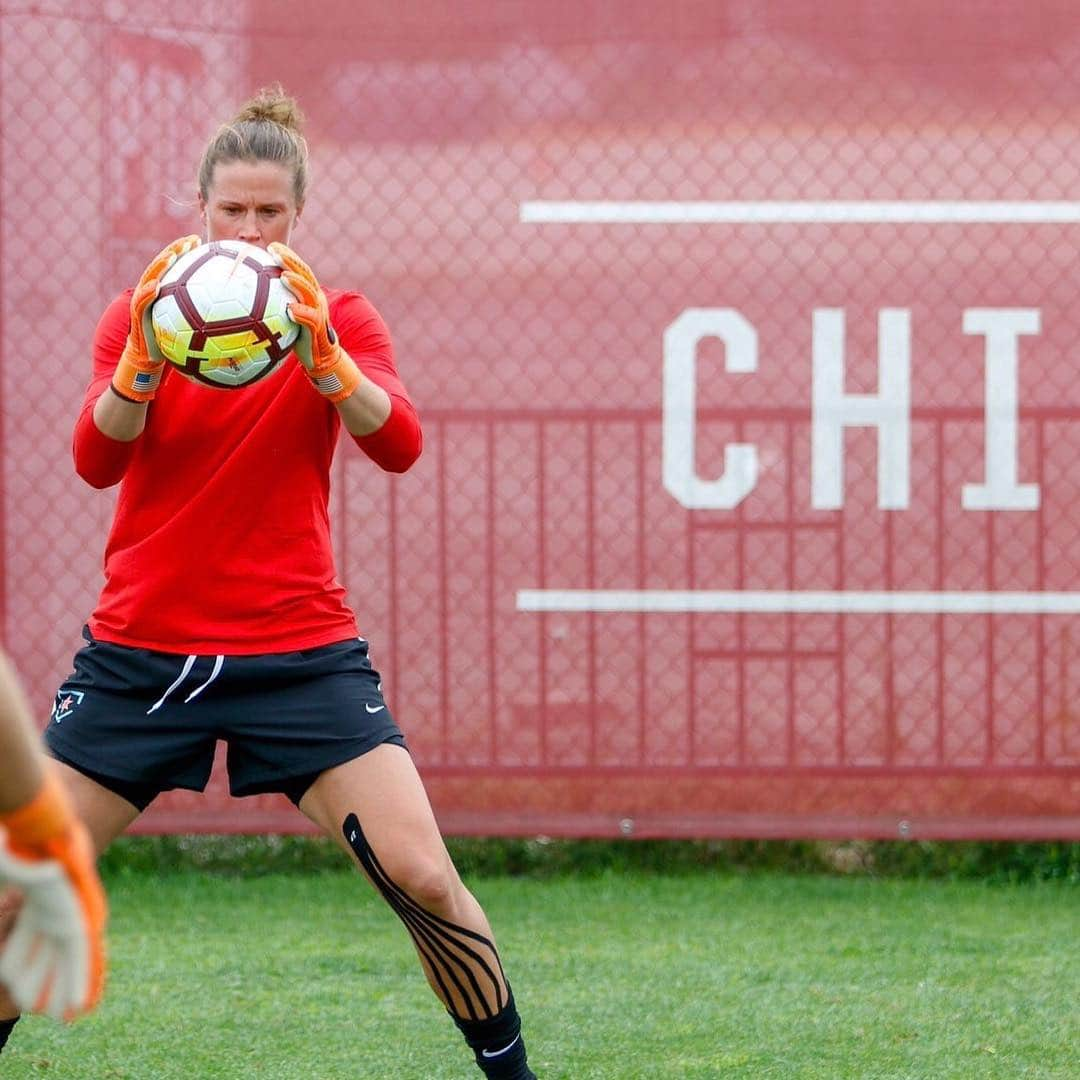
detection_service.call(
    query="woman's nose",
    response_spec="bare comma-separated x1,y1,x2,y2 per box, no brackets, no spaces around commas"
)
236,212,260,242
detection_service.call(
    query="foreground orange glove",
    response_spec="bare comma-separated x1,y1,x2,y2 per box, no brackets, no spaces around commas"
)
0,770,106,1021
269,241,362,403
111,235,201,403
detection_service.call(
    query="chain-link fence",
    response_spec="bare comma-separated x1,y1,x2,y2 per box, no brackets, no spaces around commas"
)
3,1,1079,837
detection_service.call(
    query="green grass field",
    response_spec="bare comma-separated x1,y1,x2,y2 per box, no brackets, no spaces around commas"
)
3,859,1077,1078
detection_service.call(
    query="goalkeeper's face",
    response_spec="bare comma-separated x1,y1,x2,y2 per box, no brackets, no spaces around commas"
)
199,160,302,251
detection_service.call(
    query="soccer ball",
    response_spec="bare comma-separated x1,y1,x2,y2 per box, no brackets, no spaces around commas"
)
151,240,301,389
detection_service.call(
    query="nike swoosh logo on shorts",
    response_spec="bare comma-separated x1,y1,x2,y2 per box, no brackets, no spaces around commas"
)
365,703,386,714
481,1035,521,1059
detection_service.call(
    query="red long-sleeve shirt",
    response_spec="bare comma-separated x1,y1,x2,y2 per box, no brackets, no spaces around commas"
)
74,287,422,654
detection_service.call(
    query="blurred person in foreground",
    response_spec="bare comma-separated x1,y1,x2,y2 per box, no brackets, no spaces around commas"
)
0,85,535,1078
0,650,106,1036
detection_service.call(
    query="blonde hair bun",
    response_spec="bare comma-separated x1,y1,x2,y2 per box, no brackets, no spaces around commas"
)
234,84,305,133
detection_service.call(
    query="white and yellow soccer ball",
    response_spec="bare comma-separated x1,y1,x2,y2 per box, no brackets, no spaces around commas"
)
151,240,301,389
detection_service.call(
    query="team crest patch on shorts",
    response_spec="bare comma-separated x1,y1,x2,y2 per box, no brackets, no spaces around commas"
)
52,689,85,723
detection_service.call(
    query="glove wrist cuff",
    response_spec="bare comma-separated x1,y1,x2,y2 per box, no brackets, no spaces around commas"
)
310,349,362,403
0,769,74,855
113,347,163,403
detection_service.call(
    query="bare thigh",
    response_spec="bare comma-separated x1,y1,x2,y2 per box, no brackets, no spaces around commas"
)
50,760,143,856
299,743,456,885
298,742,500,937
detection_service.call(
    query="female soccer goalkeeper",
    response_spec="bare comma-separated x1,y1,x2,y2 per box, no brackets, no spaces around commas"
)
0,85,535,1079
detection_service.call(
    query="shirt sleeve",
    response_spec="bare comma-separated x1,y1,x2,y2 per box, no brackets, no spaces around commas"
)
72,291,139,489
333,291,423,473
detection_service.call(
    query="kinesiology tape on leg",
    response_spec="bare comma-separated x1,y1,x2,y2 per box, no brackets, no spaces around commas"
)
343,813,506,1021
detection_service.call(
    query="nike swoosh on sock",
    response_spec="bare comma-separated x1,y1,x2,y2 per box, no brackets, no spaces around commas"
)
481,1034,522,1058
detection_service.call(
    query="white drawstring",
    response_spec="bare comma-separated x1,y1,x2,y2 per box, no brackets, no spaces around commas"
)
146,655,197,714
146,654,226,714
184,655,224,702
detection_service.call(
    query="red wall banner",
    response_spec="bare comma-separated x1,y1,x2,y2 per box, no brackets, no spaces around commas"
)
2,2,1079,837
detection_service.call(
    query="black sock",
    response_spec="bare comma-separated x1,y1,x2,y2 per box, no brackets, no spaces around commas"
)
0,1017,18,1051
452,988,535,1079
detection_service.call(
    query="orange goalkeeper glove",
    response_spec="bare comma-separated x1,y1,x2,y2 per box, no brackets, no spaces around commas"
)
269,241,362,403
0,770,106,1021
111,235,201,403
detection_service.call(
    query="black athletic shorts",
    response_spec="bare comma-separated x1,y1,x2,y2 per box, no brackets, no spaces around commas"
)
44,626,406,811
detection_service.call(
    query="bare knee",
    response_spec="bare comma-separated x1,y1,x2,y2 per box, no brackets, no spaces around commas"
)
381,853,460,914
341,812,474,920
